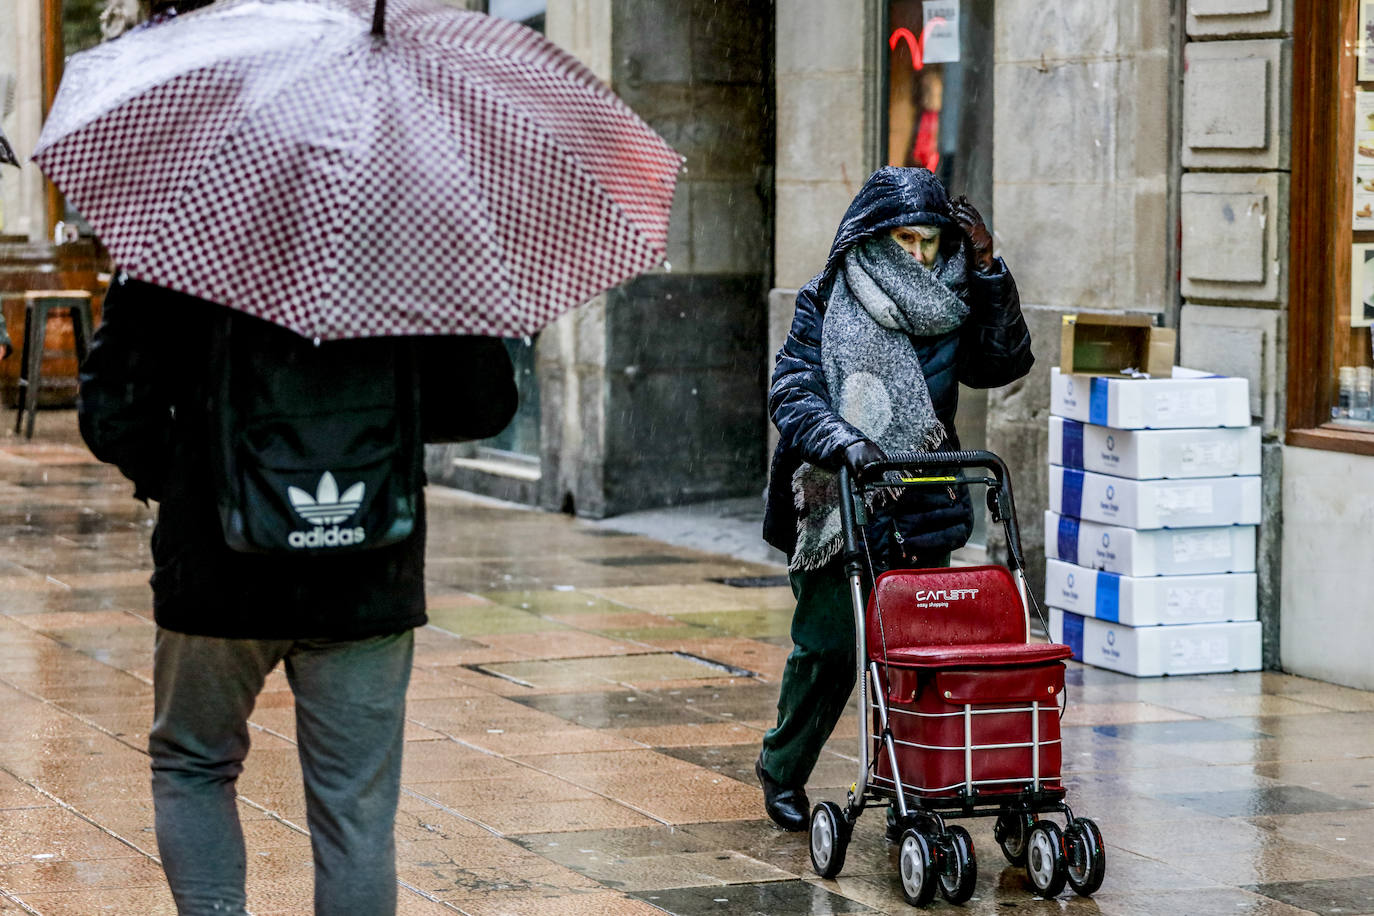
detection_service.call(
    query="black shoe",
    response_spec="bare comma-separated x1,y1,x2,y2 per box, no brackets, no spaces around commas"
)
755,755,809,832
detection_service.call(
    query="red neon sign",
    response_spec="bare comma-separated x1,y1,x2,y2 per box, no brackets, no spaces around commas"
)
888,18,948,71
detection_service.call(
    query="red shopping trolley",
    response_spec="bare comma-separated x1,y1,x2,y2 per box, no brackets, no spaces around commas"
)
807,450,1106,905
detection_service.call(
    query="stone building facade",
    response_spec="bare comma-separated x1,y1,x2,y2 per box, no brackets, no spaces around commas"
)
5,0,1374,690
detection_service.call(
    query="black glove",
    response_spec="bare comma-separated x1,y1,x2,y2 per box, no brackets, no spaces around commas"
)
949,195,995,273
843,439,887,476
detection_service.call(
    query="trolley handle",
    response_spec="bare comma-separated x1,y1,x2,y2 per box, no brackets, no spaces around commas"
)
838,449,1027,574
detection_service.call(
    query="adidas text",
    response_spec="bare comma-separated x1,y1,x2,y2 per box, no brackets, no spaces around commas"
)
288,525,367,549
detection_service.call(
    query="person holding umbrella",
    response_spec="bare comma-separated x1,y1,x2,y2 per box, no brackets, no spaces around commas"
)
755,167,1033,833
43,0,681,912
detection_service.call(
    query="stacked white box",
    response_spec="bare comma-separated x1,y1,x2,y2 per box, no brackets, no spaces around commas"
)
1045,512,1256,576
1045,367,1261,677
1049,367,1251,429
1048,417,1261,478
1050,609,1261,677
1047,466,1261,528
1044,558,1257,626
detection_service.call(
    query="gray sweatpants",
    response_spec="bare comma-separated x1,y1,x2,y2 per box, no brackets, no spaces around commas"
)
148,628,415,916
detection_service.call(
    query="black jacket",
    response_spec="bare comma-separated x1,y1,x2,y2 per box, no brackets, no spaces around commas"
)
79,276,517,639
763,168,1033,562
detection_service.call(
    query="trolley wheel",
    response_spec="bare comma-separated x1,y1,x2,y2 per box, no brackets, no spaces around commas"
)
809,801,850,879
1064,817,1106,896
1024,820,1068,898
937,825,977,904
993,810,1035,865
897,828,938,907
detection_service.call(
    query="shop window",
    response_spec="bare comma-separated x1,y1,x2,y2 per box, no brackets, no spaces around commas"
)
474,0,545,461
883,0,996,546
1290,0,1374,454
40,0,103,238
884,0,994,215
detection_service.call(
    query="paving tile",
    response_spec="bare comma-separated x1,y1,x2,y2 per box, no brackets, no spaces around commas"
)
454,728,644,757
456,798,661,835
629,879,878,915
447,888,669,915
477,631,649,661
1060,700,1201,727
1247,874,1374,914
8,885,180,914
0,855,164,893
426,604,567,637
0,806,140,864
610,722,763,748
1157,785,1374,818
1090,719,1272,744
474,654,744,690
1074,886,1314,916
588,584,797,616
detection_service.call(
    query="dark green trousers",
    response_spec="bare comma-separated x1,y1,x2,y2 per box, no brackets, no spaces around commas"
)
760,551,949,789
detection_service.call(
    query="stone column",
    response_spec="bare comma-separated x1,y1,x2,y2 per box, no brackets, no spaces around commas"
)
1177,1,1292,668
988,4,1177,592
1,0,48,240
534,0,775,519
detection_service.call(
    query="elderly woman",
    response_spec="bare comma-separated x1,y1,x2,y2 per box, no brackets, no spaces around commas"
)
756,166,1033,832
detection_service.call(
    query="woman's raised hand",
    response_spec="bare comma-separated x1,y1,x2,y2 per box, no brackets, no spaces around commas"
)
949,196,995,273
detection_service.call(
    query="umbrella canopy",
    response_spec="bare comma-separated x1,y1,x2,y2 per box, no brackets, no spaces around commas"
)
34,0,682,339
0,126,16,167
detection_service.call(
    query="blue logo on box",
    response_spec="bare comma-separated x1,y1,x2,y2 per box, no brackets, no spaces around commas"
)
1067,572,1076,588
1102,533,1110,548
1106,484,1116,500
1106,630,1116,646
1106,434,1115,451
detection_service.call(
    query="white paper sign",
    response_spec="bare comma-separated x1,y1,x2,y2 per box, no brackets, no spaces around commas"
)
1356,90,1374,229
1171,530,1233,563
1156,485,1215,517
1168,636,1229,669
922,0,960,64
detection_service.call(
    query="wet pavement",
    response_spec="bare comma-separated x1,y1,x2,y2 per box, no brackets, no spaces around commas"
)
3,412,1374,915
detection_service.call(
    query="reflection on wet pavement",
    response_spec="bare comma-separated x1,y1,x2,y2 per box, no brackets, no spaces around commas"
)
2,414,1374,914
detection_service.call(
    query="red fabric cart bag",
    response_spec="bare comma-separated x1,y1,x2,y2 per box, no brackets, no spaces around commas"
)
873,661,1066,798
865,566,1027,656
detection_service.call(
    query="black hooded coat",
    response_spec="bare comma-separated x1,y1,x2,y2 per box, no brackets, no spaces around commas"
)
762,167,1033,562
79,276,517,640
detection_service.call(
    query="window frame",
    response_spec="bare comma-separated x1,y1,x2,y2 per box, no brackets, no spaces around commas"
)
1288,0,1374,455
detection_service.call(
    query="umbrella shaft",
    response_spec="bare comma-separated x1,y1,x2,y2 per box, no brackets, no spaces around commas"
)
371,0,385,35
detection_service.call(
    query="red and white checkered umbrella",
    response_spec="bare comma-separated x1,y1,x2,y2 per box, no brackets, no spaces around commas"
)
33,0,682,340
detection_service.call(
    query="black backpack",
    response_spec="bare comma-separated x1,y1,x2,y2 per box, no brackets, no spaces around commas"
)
209,312,422,555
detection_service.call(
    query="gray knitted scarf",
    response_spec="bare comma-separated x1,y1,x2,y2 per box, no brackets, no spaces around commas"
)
790,234,970,571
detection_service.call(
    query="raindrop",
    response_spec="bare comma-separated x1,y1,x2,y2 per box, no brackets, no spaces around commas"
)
522,335,532,346
553,584,575,591
691,388,698,395
486,728,503,734
663,260,672,272
312,336,322,347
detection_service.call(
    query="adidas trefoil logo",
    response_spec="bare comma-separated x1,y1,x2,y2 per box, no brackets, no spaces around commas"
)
286,472,366,549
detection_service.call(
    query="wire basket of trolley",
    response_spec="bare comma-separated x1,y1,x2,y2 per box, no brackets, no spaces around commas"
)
807,448,1106,906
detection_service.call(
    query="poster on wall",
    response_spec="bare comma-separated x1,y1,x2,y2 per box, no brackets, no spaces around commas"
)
921,0,960,64
1355,91,1374,228
1351,244,1374,327
1363,3,1374,81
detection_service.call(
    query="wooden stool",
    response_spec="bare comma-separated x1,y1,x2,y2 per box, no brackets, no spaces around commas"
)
14,290,94,439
